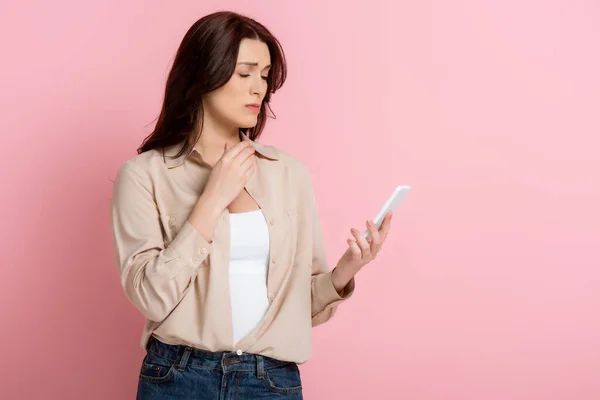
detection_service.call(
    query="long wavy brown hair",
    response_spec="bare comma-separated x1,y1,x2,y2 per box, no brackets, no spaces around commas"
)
137,11,287,158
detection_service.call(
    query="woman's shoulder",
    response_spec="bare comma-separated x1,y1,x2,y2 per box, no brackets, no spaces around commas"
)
112,148,168,186
272,147,313,183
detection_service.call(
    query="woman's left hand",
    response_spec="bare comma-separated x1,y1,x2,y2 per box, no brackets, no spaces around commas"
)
331,212,393,292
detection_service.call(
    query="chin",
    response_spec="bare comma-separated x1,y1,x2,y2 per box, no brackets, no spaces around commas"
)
237,117,259,129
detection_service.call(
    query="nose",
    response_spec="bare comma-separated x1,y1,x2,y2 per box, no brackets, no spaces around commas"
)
250,76,266,98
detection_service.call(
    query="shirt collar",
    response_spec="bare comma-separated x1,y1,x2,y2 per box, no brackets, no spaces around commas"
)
162,131,280,169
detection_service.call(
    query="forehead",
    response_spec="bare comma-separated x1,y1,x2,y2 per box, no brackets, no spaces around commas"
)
237,38,271,66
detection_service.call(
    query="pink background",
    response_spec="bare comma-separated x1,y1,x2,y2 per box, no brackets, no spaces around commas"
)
1,0,599,399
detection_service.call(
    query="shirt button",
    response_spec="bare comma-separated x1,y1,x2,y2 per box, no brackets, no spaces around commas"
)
192,257,199,263
251,191,258,197
271,259,276,264
269,295,274,302
200,248,207,254
269,219,275,225
236,350,243,356
169,216,176,224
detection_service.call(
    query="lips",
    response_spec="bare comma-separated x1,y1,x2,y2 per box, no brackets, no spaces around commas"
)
245,104,261,113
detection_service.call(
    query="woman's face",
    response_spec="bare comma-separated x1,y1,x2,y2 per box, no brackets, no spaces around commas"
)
203,38,271,130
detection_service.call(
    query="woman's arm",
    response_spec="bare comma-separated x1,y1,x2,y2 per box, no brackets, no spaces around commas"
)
303,172,356,327
110,160,217,322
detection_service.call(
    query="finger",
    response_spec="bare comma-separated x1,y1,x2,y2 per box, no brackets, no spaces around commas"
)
366,220,381,254
220,142,230,161
347,239,362,260
242,159,256,183
378,212,393,242
351,228,371,259
233,146,256,165
240,153,256,172
222,140,252,161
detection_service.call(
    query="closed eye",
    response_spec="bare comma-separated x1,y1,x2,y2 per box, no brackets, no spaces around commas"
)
239,74,268,81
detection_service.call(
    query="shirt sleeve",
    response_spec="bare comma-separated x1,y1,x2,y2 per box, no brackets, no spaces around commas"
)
110,160,212,322
305,170,356,327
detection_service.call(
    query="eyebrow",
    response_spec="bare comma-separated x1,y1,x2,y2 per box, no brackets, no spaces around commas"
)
237,62,271,69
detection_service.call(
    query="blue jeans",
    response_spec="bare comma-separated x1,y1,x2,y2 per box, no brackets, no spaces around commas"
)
137,337,304,399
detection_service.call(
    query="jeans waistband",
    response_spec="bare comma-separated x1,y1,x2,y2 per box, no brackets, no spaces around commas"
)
147,336,292,374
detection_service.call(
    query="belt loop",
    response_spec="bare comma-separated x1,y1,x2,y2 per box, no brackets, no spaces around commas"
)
176,347,193,372
256,355,264,379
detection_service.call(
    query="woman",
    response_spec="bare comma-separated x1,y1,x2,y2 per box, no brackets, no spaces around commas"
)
110,10,393,400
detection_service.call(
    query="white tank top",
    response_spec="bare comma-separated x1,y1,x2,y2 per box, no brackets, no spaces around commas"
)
228,209,270,345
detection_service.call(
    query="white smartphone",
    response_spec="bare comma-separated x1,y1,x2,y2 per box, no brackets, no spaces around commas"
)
363,185,411,238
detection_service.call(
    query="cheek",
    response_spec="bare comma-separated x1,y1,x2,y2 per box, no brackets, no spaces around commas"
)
204,78,257,125
229,77,250,98
218,80,246,105
206,89,234,112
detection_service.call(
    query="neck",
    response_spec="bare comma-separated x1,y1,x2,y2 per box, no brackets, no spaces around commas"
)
193,116,241,158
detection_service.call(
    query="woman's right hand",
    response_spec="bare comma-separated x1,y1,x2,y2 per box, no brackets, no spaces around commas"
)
202,140,256,211
187,140,256,241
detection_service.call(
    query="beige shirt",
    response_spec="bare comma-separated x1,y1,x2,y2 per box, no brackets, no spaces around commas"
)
110,132,355,364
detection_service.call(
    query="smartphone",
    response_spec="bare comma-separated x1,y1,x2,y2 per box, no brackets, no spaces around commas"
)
363,185,411,238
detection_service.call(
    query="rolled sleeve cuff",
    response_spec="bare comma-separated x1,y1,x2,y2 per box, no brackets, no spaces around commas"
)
164,221,212,266
314,270,356,309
